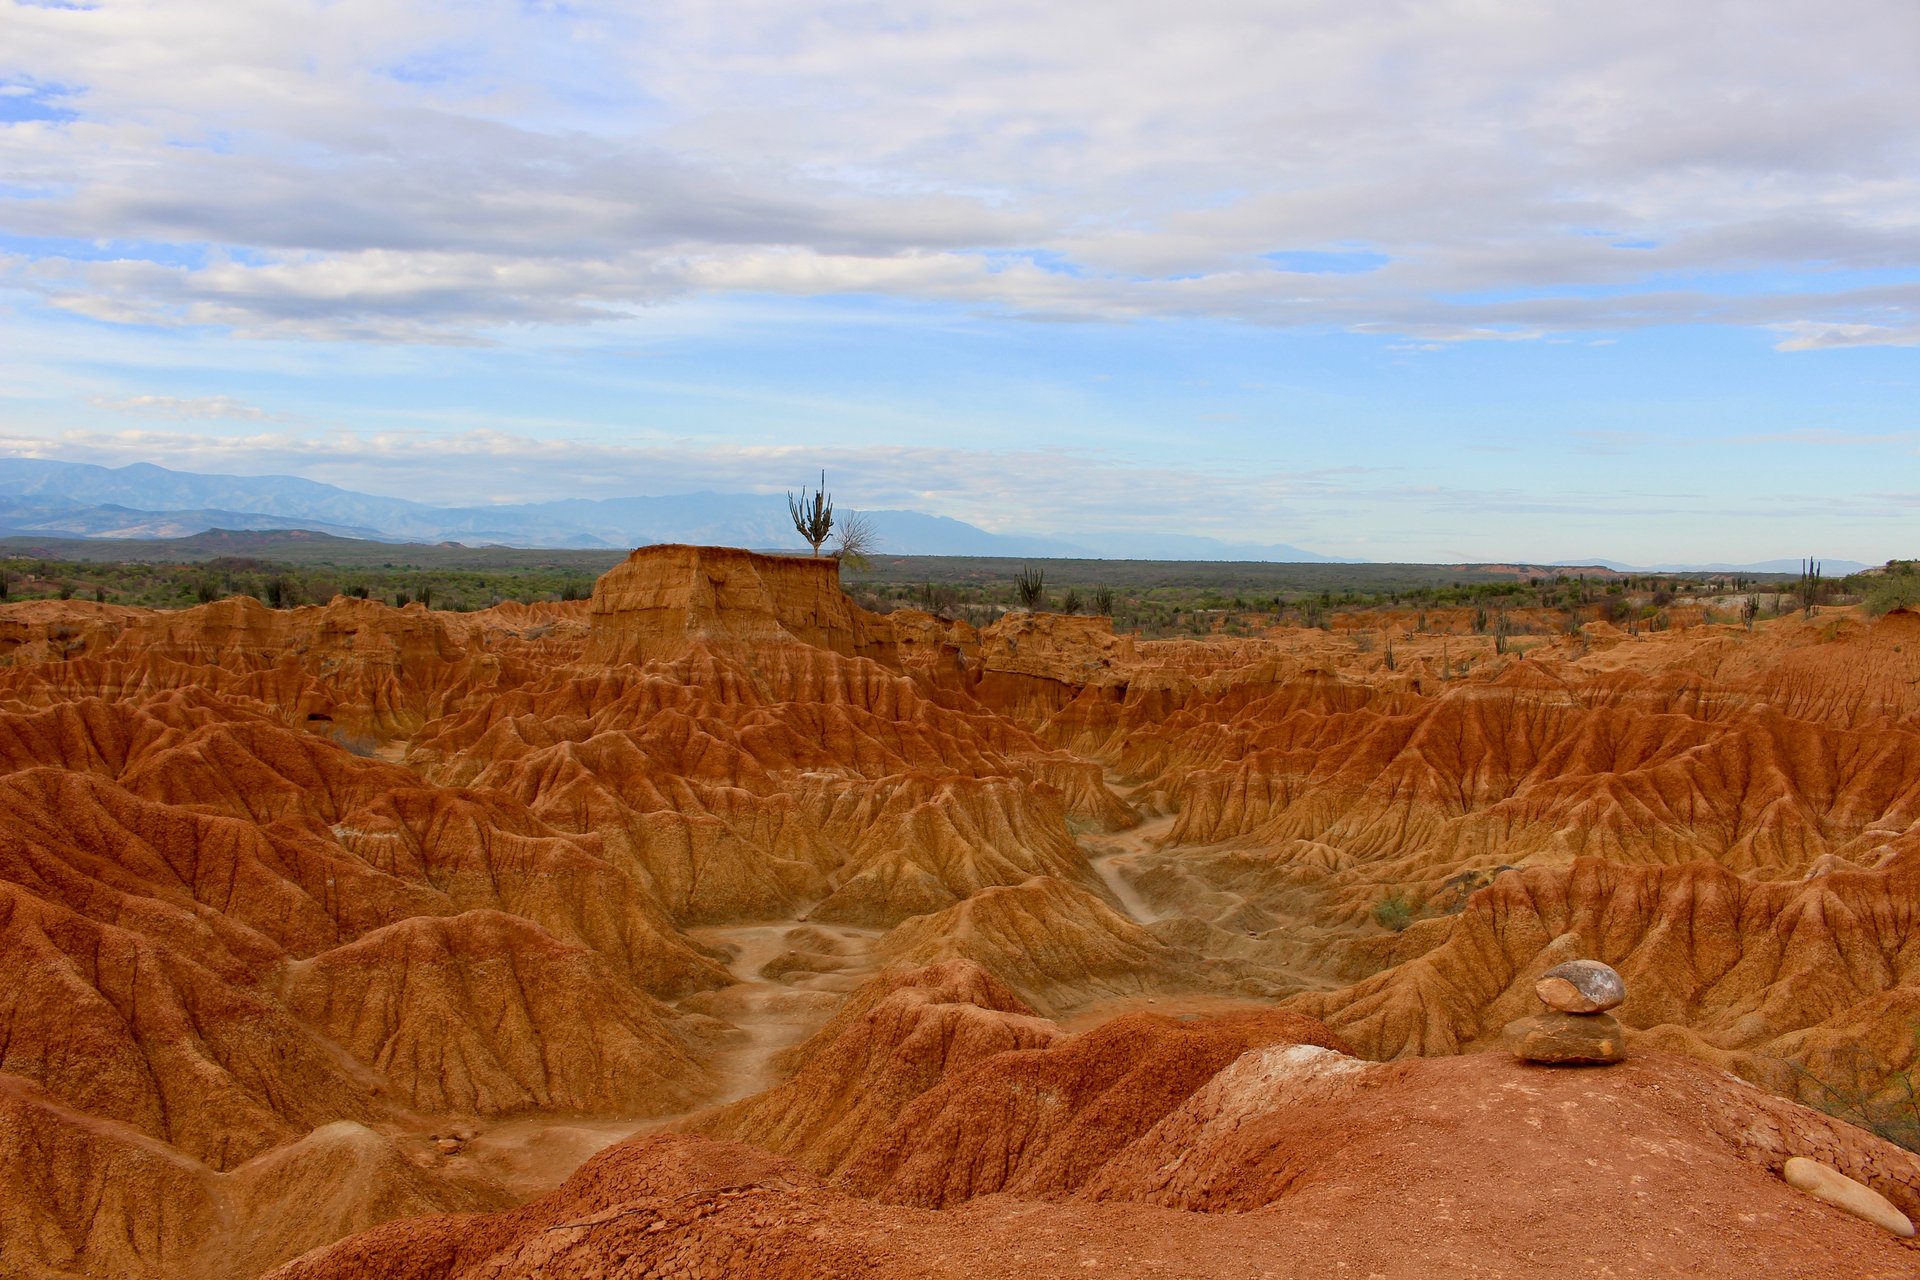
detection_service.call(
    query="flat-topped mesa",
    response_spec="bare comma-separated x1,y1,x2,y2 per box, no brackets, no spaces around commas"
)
583,544,872,666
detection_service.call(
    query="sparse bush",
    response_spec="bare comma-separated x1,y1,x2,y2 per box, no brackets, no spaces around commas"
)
1015,565,1046,610
832,510,878,569
1372,890,1415,932
914,580,959,616
1061,588,1082,615
1864,562,1920,617
1092,586,1114,616
1779,1022,1920,1153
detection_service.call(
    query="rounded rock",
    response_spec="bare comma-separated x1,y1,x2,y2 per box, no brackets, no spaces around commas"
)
1504,1011,1626,1065
1783,1157,1915,1238
1534,959,1625,1014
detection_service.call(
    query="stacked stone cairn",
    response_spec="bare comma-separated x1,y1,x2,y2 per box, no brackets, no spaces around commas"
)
1506,959,1626,1065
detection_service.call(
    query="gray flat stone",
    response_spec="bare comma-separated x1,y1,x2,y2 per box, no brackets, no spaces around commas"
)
1534,959,1625,1014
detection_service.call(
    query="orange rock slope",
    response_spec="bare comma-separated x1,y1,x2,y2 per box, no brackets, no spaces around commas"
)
274,996,1920,1279
0,545,1916,1277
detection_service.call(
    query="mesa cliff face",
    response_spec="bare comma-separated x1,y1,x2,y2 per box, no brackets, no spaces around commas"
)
2,551,1918,1277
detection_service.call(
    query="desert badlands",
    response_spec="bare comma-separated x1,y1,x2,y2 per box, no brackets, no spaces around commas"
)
2,544,1919,1278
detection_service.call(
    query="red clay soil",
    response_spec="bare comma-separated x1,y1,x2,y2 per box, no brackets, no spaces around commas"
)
270,1049,1920,1280
6,552,1920,1277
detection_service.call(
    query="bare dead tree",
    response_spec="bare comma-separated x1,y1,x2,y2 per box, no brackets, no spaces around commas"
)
832,510,878,569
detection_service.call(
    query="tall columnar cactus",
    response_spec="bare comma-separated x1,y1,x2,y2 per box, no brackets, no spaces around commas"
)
1015,564,1046,610
788,471,835,556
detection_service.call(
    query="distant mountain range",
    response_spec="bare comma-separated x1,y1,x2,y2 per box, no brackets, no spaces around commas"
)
0,459,1874,569
0,458,1357,561
1553,557,1874,575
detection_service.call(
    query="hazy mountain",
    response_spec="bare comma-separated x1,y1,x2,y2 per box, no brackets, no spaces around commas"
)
1554,557,1872,575
0,458,440,531
1072,531,1360,563
0,496,391,541
0,458,1348,561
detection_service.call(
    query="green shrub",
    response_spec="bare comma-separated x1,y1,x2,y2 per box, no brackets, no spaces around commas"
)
1864,563,1920,617
1372,890,1415,932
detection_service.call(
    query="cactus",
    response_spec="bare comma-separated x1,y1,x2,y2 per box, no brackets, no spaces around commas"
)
787,471,835,556
1015,564,1046,610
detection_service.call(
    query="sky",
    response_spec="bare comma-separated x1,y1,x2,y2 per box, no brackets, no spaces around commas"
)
0,0,1916,563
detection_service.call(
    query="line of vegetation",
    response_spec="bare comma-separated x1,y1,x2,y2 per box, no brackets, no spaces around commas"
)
0,530,1906,636
1860,559,1919,616
0,553,601,612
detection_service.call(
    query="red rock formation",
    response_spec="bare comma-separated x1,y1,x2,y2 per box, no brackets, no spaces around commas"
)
4,555,1919,1277
1288,841,1920,1079
838,1005,1350,1205
269,1049,1920,1280
686,961,1060,1177
584,543,871,664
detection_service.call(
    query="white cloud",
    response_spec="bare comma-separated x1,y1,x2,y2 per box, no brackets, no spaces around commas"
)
85,393,281,420
1769,321,1920,351
0,0,1916,342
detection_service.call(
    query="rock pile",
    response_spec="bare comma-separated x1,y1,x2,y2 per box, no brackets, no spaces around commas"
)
1506,959,1627,1065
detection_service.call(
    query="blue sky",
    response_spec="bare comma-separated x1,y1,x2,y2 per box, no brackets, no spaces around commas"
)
1,0,1916,562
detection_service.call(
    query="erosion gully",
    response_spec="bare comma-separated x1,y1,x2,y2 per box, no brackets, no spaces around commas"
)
462,759,1184,1200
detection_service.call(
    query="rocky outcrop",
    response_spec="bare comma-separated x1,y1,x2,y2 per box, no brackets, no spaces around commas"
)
838,1006,1350,1205
270,1050,1920,1280
584,544,870,665
685,961,1061,1177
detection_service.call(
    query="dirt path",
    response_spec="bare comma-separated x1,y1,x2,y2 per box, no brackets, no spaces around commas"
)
683,917,883,1106
1078,770,1178,926
457,914,882,1201
1083,810,1178,924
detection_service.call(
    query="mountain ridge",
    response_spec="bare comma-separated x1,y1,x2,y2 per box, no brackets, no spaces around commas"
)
0,458,1356,561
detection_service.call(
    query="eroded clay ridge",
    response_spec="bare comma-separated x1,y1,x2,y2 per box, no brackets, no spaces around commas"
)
0,544,1916,1277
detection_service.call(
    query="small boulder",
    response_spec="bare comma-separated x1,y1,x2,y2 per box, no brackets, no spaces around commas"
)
1505,1011,1625,1065
435,1137,464,1155
1783,1157,1915,1238
1534,960,1625,1014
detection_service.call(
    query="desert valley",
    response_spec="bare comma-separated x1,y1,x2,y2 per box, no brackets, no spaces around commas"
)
9,0,1919,1273
1,544,1917,1278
